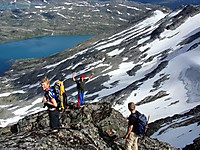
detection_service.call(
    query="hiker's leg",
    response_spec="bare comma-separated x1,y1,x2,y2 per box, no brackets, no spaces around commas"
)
49,111,53,128
49,111,56,129
63,93,67,109
54,110,60,128
80,92,84,105
131,132,139,150
49,110,60,129
64,99,67,109
125,132,138,150
125,132,133,150
77,92,81,107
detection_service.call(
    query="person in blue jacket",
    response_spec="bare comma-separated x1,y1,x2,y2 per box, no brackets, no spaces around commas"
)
41,77,60,130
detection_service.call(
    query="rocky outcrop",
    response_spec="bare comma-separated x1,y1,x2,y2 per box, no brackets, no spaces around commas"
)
0,102,177,150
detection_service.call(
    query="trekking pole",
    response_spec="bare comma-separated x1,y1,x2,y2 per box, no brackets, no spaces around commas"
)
143,115,150,139
146,115,150,130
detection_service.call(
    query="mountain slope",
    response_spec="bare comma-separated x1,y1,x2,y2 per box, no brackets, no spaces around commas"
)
0,4,200,149
0,0,165,43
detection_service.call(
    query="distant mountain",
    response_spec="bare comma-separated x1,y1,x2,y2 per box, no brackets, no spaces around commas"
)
129,0,200,9
0,0,165,43
0,0,200,149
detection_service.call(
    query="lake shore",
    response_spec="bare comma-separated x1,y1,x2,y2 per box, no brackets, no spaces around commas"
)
0,35,94,75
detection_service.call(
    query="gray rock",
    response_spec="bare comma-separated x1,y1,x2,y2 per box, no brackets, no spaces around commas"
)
0,102,178,150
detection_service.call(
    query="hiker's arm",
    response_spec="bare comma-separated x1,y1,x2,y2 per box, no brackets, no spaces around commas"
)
46,98,57,108
145,115,150,131
123,125,133,139
88,72,94,80
72,72,76,81
43,96,47,103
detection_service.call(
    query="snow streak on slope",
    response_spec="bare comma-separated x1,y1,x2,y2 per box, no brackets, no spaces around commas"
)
152,120,200,148
0,98,44,127
88,10,167,99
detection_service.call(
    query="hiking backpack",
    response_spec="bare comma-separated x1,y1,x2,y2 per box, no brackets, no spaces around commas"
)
51,80,67,111
131,111,148,137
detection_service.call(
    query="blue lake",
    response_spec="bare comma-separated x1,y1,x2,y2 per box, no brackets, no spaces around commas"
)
0,35,93,74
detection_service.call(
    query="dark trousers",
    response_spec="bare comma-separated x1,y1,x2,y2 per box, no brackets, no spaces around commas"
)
49,110,60,129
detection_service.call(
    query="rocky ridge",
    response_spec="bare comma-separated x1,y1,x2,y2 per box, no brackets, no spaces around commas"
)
0,102,178,150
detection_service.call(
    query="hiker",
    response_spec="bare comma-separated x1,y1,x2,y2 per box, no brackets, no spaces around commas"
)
123,102,139,150
72,72,94,107
41,77,60,130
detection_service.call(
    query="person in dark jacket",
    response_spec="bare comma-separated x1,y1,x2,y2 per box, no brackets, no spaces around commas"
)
72,72,94,107
123,102,139,150
41,77,60,130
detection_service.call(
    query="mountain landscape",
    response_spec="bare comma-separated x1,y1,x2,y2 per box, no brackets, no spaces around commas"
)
0,0,200,149
0,0,163,43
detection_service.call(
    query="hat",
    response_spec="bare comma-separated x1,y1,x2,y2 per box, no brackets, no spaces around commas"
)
80,74,84,78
